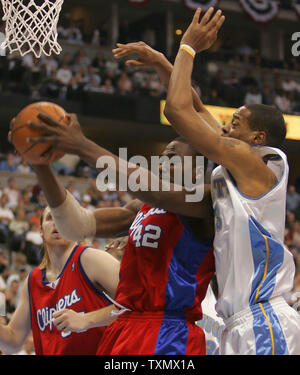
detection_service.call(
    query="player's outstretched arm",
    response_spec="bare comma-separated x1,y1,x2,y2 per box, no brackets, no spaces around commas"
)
32,164,140,242
28,116,212,218
0,277,31,354
112,41,222,134
52,247,121,333
165,9,277,197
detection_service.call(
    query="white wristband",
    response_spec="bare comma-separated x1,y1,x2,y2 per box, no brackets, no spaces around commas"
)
180,43,196,58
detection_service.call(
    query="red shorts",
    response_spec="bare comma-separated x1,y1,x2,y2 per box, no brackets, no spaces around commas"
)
97,311,206,355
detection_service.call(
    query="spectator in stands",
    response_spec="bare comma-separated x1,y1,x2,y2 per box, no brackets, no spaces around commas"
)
4,177,20,210
0,153,17,173
210,69,226,98
282,75,299,93
42,56,59,79
273,89,291,114
56,64,72,87
66,181,81,201
92,50,107,72
207,88,226,106
262,84,274,105
86,66,101,86
0,194,14,244
40,71,60,98
66,24,83,44
112,200,121,208
244,85,263,104
73,48,91,70
16,160,32,174
11,252,27,274
103,183,118,202
21,191,36,217
239,69,258,89
117,71,133,95
224,71,240,87
66,72,84,101
91,29,100,46
83,77,102,93
105,56,120,75
24,222,42,266
146,72,164,97
29,206,42,227
287,185,300,213
98,78,115,94
5,275,20,318
236,41,254,57
8,209,29,252
132,66,149,93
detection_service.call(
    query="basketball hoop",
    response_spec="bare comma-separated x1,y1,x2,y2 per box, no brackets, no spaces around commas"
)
1,0,64,58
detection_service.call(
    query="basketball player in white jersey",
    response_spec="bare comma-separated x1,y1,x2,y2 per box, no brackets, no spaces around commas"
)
163,7,300,354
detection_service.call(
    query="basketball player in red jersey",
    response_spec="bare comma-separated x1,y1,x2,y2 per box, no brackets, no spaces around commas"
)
27,139,214,355
0,206,121,355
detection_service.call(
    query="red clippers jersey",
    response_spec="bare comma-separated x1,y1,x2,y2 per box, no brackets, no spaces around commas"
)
115,204,215,322
28,245,110,355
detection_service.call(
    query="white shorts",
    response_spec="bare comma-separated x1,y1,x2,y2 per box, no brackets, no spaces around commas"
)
220,296,300,355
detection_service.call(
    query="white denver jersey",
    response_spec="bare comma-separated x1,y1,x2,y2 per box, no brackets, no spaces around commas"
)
211,146,295,319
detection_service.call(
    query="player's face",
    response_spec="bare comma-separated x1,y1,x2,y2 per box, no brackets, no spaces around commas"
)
40,207,71,247
222,106,254,144
159,140,198,184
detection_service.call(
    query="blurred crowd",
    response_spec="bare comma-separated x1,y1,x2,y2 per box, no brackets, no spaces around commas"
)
0,19,299,115
0,48,166,102
200,42,300,115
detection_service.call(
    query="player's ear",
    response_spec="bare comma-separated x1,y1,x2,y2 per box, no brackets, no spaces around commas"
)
252,130,266,145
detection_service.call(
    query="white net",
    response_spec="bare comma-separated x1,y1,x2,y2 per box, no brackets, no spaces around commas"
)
1,0,64,58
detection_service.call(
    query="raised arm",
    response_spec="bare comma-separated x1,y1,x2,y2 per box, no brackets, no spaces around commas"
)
164,8,277,197
112,41,222,134
0,276,31,354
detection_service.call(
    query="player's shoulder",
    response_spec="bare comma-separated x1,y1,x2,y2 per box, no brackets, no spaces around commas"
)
79,247,119,268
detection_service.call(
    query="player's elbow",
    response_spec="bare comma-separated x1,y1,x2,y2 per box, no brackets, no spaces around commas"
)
164,101,181,123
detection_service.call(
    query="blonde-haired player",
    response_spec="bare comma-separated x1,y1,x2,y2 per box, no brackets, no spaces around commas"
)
0,206,120,355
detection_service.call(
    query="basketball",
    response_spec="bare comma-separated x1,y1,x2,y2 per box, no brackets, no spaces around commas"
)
10,102,69,165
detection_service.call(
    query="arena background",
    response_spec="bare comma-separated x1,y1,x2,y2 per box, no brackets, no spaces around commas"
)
0,0,299,355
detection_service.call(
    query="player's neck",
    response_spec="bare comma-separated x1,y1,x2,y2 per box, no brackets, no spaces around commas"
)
46,242,76,280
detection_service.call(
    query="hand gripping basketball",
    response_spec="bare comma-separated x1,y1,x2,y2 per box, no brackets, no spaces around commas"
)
10,102,70,165
26,111,87,159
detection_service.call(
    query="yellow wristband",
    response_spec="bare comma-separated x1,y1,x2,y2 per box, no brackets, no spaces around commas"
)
180,44,196,58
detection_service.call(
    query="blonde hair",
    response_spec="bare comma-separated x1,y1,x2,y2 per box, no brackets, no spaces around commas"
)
39,207,50,270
